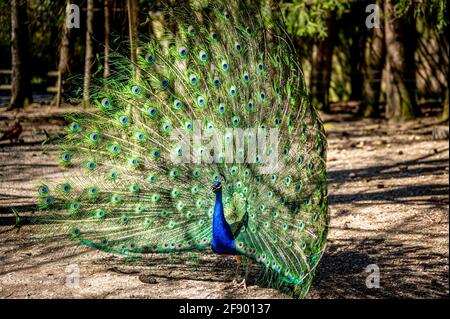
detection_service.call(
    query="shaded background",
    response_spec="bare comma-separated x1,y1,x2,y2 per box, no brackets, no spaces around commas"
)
0,0,448,120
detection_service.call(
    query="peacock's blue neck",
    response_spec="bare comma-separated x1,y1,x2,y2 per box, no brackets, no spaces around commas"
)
211,189,238,255
215,189,223,203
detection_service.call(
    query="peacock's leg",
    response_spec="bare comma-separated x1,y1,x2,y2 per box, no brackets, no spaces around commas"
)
241,258,253,290
232,255,242,284
232,255,250,291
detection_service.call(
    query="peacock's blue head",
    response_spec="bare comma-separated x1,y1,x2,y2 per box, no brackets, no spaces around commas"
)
212,182,222,193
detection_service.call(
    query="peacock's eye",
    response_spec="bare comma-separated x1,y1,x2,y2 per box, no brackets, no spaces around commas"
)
235,42,241,51
188,25,196,35
197,96,205,106
260,91,265,99
221,61,229,71
246,26,253,34
224,11,231,20
39,185,48,194
61,152,71,162
70,122,79,130
211,31,218,40
189,74,197,84
179,47,187,56
161,79,169,88
149,108,157,116
146,52,154,63
213,78,220,87
131,86,140,94
101,98,110,107
199,51,207,61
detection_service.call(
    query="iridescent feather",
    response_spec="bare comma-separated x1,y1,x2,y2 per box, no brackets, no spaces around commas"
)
33,0,328,298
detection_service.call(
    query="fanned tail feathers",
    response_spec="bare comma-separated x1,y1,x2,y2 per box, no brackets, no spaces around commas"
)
33,0,328,297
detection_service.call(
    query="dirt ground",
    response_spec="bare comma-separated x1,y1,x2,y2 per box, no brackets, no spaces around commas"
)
0,104,448,299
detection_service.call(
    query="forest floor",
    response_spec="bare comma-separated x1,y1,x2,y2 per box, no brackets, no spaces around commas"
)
0,104,448,299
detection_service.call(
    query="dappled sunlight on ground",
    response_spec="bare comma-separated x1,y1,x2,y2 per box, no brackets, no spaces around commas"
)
0,105,448,298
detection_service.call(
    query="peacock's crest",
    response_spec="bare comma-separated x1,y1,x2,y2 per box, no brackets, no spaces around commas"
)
34,0,328,298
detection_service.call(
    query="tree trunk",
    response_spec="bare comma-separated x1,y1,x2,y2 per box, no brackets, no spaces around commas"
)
442,89,449,121
83,0,94,106
59,0,74,78
310,11,336,112
104,0,111,79
127,0,139,65
361,0,385,117
384,0,419,120
58,0,75,98
349,2,366,103
10,0,32,108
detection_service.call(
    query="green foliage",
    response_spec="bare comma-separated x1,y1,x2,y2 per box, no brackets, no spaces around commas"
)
27,0,66,70
280,0,351,39
395,0,448,34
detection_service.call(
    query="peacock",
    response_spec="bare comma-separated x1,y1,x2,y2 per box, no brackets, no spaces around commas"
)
34,0,328,298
